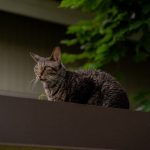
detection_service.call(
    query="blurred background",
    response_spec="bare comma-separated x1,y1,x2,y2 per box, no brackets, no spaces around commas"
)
0,0,149,112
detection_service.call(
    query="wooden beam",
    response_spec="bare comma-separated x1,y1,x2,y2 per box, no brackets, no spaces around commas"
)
0,95,150,149
0,0,92,25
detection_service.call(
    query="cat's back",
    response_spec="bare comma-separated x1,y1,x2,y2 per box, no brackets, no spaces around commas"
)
76,69,116,84
76,69,126,94
75,69,129,109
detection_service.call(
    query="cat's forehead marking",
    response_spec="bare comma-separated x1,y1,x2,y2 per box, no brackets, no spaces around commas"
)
37,59,57,68
37,61,45,67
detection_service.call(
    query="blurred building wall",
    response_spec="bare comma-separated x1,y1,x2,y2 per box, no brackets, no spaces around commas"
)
0,11,67,99
0,0,92,25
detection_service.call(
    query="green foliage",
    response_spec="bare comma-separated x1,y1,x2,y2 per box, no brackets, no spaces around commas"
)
59,0,150,112
60,0,150,69
132,91,150,112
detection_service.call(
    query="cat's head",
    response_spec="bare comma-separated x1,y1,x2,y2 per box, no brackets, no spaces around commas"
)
30,47,66,82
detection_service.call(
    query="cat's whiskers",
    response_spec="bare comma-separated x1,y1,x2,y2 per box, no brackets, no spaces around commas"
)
29,78,36,84
27,78,35,89
32,77,39,90
28,78,39,91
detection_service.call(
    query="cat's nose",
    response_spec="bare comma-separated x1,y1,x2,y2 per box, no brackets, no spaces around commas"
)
38,75,42,80
38,75,45,81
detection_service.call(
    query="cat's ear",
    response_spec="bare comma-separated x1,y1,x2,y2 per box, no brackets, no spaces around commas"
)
50,47,61,62
30,52,41,63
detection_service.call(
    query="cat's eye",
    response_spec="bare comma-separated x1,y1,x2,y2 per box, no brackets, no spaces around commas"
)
46,66,57,72
46,69,56,75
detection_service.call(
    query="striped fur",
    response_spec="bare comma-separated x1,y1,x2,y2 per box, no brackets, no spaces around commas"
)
30,47,129,109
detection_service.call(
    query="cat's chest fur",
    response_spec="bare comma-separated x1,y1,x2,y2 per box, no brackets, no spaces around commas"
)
42,70,110,103
42,71,96,103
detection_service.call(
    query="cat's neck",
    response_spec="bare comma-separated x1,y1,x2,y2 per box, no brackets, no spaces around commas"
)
42,70,68,101
43,70,70,92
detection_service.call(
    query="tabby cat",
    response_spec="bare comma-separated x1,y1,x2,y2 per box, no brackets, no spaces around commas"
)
30,47,129,109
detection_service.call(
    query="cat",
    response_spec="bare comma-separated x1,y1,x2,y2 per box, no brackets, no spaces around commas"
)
30,47,129,109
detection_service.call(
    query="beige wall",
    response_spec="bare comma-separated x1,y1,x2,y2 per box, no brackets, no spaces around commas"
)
0,11,67,99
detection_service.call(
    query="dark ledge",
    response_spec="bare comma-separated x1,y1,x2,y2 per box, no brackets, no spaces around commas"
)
0,95,149,150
